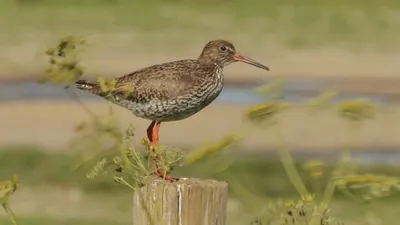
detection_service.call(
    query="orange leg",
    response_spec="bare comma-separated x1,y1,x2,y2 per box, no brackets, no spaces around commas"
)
146,121,177,181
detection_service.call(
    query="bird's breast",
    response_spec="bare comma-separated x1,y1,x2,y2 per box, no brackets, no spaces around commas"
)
117,67,225,122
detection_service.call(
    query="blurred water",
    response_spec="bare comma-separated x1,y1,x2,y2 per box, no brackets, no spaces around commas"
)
218,86,392,105
0,79,394,105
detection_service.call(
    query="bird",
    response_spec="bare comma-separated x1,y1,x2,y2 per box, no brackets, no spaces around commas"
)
75,40,270,181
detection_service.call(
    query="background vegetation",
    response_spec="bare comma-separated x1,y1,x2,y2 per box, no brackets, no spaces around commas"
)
1,1,400,225
3,0,400,50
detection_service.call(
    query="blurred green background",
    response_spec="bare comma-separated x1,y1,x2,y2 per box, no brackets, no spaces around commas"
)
1,0,400,225
1,146,399,225
2,0,400,49
2,0,400,80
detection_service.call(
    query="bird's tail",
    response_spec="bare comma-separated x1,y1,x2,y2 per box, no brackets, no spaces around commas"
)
75,80,103,95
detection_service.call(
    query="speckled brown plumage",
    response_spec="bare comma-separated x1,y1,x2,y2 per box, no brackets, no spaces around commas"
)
75,39,270,181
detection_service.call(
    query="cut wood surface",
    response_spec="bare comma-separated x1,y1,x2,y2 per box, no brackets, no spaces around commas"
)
132,178,228,225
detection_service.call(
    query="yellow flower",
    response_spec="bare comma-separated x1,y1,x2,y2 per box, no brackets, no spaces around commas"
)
336,99,376,121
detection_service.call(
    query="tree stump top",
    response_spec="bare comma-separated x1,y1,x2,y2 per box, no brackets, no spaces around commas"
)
147,177,228,187
133,177,229,225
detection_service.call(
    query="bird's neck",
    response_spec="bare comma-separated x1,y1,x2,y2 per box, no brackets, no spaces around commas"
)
196,58,224,83
197,54,223,67
197,57,222,69
213,63,223,72
208,63,224,77
212,64,224,86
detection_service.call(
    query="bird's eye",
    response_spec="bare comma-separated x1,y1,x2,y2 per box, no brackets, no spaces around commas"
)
219,46,227,52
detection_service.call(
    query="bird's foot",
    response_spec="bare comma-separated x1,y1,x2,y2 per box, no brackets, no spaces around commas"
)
153,169,179,182
149,148,177,181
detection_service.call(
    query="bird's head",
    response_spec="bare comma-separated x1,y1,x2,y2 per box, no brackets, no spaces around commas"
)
198,40,270,71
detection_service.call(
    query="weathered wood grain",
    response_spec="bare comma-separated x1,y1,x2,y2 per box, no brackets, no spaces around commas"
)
132,178,228,225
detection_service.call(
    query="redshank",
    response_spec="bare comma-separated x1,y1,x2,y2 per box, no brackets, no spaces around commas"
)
75,40,270,181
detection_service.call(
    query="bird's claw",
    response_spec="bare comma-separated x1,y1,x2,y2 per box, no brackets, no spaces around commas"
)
153,169,179,182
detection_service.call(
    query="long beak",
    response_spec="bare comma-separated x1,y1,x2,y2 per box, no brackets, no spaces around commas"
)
232,53,270,71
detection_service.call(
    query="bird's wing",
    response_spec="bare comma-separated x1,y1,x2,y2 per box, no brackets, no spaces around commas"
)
112,60,201,103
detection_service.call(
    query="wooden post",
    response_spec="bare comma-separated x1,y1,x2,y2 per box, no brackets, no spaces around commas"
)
132,178,229,225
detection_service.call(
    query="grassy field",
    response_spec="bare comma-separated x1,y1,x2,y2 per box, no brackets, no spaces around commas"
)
0,147,399,225
2,0,400,47
1,0,400,81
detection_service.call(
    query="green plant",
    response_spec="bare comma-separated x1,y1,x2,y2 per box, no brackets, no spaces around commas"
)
0,175,18,225
239,81,400,225
39,35,85,88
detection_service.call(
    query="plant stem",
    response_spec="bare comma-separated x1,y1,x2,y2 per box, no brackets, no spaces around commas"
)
275,126,310,198
3,204,18,225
